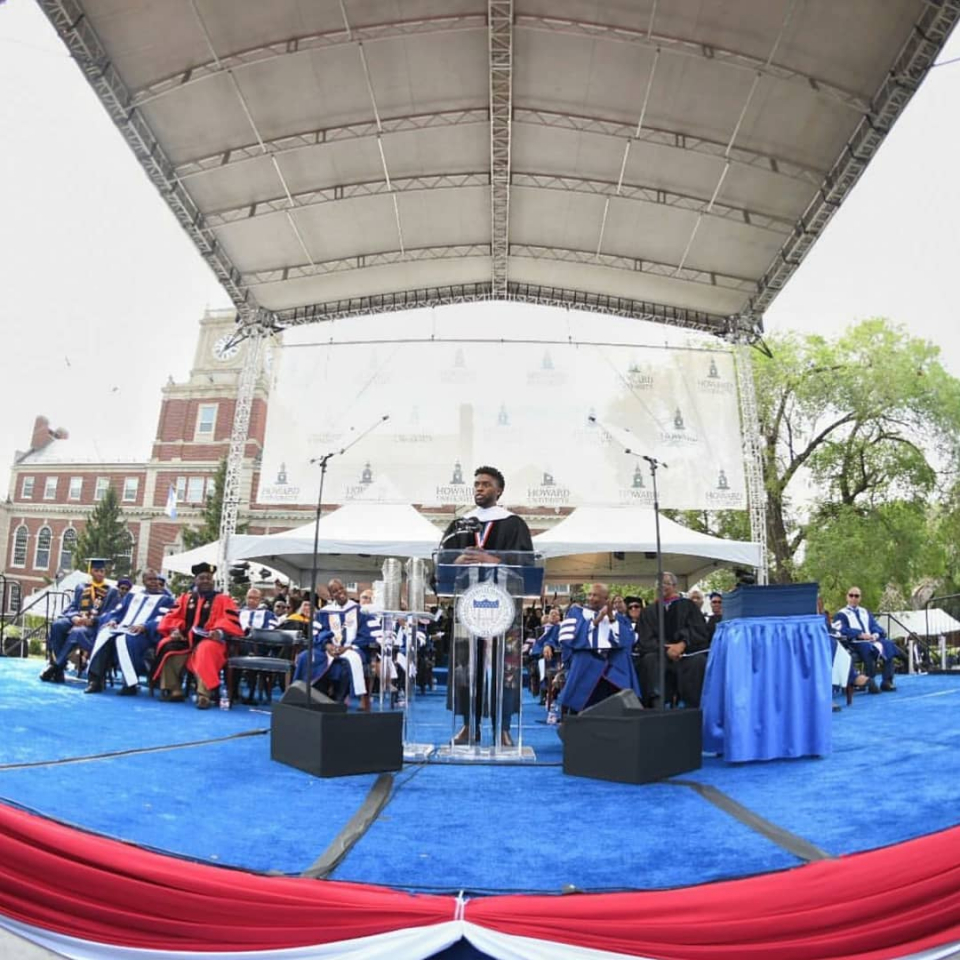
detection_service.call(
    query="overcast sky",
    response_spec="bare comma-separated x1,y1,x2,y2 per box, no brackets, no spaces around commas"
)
1,1,958,473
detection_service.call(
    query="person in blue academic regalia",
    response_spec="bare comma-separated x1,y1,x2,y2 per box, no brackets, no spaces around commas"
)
834,586,904,693
548,583,642,714
41,558,123,684
84,569,174,695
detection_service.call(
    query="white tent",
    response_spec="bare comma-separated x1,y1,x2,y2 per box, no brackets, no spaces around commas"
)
533,506,761,587
231,503,443,583
162,537,294,583
22,570,95,616
880,609,960,640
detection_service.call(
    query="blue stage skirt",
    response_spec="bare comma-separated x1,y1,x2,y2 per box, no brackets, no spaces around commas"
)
701,614,833,762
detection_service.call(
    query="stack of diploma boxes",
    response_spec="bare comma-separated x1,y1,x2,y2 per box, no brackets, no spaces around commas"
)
721,582,819,620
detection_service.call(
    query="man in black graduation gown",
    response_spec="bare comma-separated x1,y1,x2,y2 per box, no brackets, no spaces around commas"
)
636,571,709,709
440,466,533,745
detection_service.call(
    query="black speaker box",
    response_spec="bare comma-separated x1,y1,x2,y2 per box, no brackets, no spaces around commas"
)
579,688,644,718
562,708,702,784
279,680,347,712
271,701,403,778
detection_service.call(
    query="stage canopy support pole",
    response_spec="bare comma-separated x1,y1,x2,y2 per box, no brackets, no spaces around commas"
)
488,0,514,299
730,323,768,585
216,312,272,591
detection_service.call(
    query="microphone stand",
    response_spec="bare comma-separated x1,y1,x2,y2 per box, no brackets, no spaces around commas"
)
589,416,669,711
644,454,667,712
304,414,389,711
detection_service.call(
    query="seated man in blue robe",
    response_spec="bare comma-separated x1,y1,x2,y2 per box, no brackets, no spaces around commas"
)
291,586,381,710
546,583,641,715
41,559,122,683
84,569,174,695
834,586,903,693
531,607,562,706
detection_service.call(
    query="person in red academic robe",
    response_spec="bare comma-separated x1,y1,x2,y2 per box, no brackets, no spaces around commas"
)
153,562,243,709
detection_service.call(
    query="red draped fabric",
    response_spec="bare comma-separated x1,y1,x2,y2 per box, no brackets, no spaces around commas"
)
0,803,452,952
465,826,960,959
3,801,960,959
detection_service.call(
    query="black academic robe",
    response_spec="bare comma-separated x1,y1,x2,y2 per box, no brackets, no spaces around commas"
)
440,513,533,554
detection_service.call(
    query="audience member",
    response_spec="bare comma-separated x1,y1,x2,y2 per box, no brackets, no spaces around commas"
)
84,569,173,695
834,586,902,693
153,562,243,708
637,572,710,708
551,583,641,714
238,587,277,632
706,592,723,642
41,559,122,684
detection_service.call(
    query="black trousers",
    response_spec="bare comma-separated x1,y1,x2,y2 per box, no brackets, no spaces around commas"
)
636,651,707,708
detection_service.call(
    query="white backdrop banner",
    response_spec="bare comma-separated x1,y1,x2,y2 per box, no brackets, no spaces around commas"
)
257,340,746,510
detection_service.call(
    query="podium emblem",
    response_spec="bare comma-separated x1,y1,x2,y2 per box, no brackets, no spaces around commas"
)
457,581,516,637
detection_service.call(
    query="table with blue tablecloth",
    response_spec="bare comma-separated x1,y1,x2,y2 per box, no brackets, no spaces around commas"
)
701,614,833,762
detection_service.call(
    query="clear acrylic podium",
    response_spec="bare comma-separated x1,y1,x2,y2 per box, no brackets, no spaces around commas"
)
434,549,544,762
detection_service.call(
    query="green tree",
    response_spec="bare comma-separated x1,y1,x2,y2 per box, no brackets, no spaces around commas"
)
753,320,960,583
74,485,133,576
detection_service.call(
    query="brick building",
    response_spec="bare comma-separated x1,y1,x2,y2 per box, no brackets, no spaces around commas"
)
0,311,305,598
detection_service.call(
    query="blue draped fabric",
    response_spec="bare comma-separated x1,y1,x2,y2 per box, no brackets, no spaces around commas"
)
701,614,833,762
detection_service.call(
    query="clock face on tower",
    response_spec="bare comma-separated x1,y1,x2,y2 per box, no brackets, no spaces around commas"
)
212,334,241,362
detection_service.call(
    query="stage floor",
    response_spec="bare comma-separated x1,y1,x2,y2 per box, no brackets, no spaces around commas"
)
1,657,960,895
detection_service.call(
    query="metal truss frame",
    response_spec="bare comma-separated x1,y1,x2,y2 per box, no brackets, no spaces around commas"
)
515,14,868,113
176,106,821,187
489,0,514,298
215,315,268,590
271,281,731,335
206,169,790,234
733,338,768,584
241,242,756,294
129,14,488,108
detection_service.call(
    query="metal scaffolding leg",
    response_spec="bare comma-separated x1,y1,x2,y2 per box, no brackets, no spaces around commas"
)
734,343,768,584
216,319,268,591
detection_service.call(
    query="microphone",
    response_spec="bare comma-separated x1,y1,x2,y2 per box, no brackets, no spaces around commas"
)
439,516,481,547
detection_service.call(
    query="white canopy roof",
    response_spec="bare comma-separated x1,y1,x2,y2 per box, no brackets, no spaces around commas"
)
534,506,760,586
880,609,960,640
39,1,958,336
231,503,443,582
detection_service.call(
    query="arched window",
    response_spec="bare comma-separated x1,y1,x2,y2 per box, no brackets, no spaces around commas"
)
59,528,78,573
34,526,52,570
115,530,135,578
12,526,28,567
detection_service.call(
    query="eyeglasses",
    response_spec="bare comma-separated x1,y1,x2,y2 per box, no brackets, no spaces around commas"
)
628,603,641,609
847,592,860,598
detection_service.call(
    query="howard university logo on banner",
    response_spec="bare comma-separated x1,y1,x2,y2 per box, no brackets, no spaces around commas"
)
259,460,302,503
618,462,655,504
626,360,654,389
659,405,700,446
705,466,744,507
527,470,570,505
697,356,735,395
435,461,472,504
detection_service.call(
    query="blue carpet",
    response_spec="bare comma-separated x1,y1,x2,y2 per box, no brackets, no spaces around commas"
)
330,762,801,893
3,656,960,893
685,674,960,857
